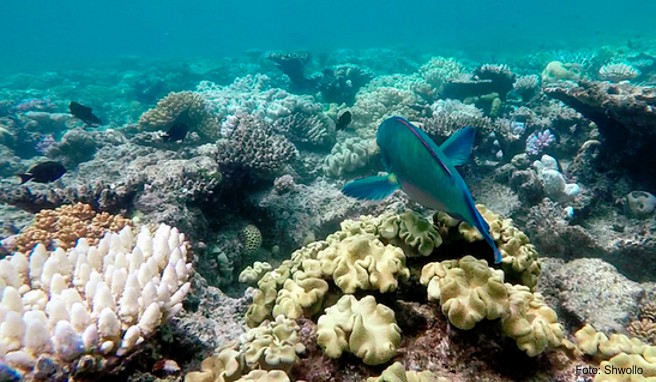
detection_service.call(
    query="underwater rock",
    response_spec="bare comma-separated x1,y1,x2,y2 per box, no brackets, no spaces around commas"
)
626,191,656,218
555,258,643,333
545,81,656,189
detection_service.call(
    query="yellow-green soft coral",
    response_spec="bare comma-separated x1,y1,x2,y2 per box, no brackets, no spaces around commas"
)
441,204,541,290
379,211,442,257
317,233,410,294
185,316,305,382
420,256,507,330
235,370,298,382
272,259,329,319
184,345,242,382
501,285,564,357
575,324,649,359
365,362,450,382
239,262,274,285
316,295,402,365
242,242,329,327
595,352,656,382
242,315,306,373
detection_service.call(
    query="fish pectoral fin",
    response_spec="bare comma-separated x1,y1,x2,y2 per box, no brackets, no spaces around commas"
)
440,126,476,166
341,174,400,201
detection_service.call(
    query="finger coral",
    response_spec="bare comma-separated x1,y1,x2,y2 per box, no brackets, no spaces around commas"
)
14,202,131,253
0,223,191,379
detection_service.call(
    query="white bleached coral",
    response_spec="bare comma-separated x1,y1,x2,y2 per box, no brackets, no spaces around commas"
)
0,224,192,378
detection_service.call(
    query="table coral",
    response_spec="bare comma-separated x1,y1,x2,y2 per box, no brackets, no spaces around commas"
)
14,202,131,252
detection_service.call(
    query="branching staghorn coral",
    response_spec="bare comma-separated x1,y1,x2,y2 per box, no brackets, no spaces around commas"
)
138,91,219,141
0,223,191,380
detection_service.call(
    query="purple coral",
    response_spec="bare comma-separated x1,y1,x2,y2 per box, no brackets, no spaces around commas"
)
525,129,555,155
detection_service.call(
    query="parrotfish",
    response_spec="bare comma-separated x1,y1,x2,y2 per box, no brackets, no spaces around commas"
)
341,116,502,263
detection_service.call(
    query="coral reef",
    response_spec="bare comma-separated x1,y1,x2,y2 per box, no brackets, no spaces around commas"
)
0,223,191,379
13,202,131,252
216,113,298,178
138,91,219,142
545,81,656,189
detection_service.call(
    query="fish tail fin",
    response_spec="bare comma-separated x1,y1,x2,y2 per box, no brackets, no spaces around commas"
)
477,212,502,264
341,174,400,201
492,246,503,264
16,174,32,184
440,126,476,166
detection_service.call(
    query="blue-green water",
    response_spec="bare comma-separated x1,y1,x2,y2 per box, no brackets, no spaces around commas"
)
2,0,656,73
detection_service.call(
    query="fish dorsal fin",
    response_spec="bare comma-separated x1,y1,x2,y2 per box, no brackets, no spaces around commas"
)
440,126,475,166
392,117,452,177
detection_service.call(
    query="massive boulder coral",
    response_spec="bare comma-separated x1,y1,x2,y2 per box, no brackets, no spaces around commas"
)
216,113,298,178
0,223,192,379
138,90,219,141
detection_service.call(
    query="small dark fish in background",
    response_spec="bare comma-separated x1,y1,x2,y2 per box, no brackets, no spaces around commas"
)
69,101,103,125
16,161,66,184
336,110,352,131
162,123,190,142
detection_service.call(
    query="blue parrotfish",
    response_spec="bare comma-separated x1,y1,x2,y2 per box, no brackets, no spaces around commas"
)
341,116,502,264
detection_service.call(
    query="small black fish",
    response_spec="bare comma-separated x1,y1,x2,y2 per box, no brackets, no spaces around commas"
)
162,123,190,142
69,101,103,125
17,161,66,184
336,111,352,131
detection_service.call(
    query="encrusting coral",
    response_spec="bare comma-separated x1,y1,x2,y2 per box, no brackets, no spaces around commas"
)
14,202,131,252
138,90,219,141
0,222,192,379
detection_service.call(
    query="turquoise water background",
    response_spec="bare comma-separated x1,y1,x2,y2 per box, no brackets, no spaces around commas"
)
2,0,656,73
